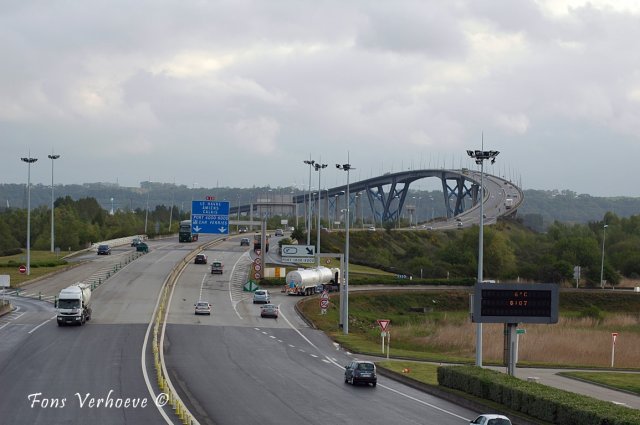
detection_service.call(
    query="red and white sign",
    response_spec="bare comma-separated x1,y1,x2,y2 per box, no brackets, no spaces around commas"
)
321,290,329,300
612,332,619,344
254,264,262,272
206,196,216,200
18,265,26,274
254,257,261,265
255,249,261,256
254,272,261,279
377,319,390,332
320,299,329,309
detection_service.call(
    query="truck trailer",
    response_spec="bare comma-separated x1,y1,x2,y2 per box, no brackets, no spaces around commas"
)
56,283,92,326
285,266,340,295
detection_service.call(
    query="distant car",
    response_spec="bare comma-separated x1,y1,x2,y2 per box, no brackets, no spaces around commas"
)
131,237,142,247
194,301,211,315
194,254,208,264
253,289,270,304
239,227,248,233
260,303,279,318
455,217,462,222
367,226,376,232
344,360,377,386
240,238,250,246
136,242,149,253
97,244,111,255
210,261,223,274
275,229,284,236
457,222,464,229
469,414,512,425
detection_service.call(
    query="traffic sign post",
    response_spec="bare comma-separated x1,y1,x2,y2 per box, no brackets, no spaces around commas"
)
191,200,230,235
611,333,617,367
320,298,329,315
377,320,391,355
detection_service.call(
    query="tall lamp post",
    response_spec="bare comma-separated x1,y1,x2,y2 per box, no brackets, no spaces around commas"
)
314,162,327,266
48,153,60,252
600,224,608,289
21,155,38,275
303,158,315,245
466,148,499,367
337,159,353,335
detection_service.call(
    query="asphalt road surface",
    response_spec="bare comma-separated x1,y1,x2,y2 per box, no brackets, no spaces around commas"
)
0,237,204,425
163,237,480,425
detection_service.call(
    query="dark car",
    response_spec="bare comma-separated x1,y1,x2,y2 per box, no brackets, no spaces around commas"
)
136,242,149,253
240,238,250,246
97,244,111,255
210,261,223,274
131,237,142,247
344,360,377,386
194,253,208,264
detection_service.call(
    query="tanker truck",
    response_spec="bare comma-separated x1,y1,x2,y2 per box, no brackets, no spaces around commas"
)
285,266,340,296
56,283,92,326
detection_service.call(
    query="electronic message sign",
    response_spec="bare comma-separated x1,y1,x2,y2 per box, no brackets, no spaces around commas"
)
473,283,559,324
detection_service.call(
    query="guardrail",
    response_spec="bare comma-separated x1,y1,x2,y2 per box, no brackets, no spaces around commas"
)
3,251,146,304
150,237,227,425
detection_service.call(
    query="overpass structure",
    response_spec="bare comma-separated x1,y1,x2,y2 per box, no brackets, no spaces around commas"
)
230,169,523,227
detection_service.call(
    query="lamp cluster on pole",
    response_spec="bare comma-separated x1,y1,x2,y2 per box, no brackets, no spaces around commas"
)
314,162,327,266
465,148,499,367
336,161,354,335
303,158,315,246
48,153,60,253
21,155,38,275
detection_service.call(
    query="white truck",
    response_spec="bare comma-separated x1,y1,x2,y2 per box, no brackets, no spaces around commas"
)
56,283,92,326
285,267,340,296
505,198,514,209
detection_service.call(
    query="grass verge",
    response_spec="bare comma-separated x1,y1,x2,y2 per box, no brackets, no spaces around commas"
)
558,371,640,395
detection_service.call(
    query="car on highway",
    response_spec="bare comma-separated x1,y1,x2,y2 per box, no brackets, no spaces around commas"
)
194,301,211,315
253,289,270,304
240,237,250,246
367,226,376,232
210,260,223,274
469,414,512,425
136,242,149,253
97,244,111,255
344,360,377,386
260,303,279,318
194,253,208,264
131,237,142,247
275,228,284,236
457,222,464,229
239,227,248,233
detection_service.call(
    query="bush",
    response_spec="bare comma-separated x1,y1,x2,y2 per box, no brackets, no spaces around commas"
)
438,366,640,425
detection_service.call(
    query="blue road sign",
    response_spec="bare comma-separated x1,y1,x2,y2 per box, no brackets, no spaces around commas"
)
191,200,230,235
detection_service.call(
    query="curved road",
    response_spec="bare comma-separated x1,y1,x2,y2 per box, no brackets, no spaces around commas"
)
163,237,480,425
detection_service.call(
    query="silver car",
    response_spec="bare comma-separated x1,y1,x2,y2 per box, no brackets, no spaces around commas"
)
253,289,270,304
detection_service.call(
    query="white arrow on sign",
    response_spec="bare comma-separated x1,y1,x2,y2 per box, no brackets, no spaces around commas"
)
193,226,202,232
219,227,227,233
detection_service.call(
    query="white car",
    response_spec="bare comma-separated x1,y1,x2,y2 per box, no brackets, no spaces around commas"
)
253,289,271,304
194,301,211,315
469,414,512,425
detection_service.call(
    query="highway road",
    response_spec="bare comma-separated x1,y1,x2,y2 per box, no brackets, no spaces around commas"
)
163,237,480,425
0,237,202,425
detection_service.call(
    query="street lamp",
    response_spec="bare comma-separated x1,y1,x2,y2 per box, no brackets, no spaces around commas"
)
314,162,327,266
47,153,60,252
21,155,38,275
303,158,315,245
600,224,608,289
337,160,354,335
466,148,499,367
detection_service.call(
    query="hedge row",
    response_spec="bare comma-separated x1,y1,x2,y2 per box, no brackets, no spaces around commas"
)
437,366,640,425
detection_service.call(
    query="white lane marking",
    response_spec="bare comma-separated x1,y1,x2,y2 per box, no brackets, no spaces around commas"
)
310,354,318,358
229,253,250,320
198,274,207,301
269,335,276,339
28,316,56,334
279,306,470,422
0,323,9,330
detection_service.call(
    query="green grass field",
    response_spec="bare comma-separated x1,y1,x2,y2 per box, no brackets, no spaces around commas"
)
0,250,69,287
558,371,640,395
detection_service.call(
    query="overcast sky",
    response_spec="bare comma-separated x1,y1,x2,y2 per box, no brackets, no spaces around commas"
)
2,0,640,196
